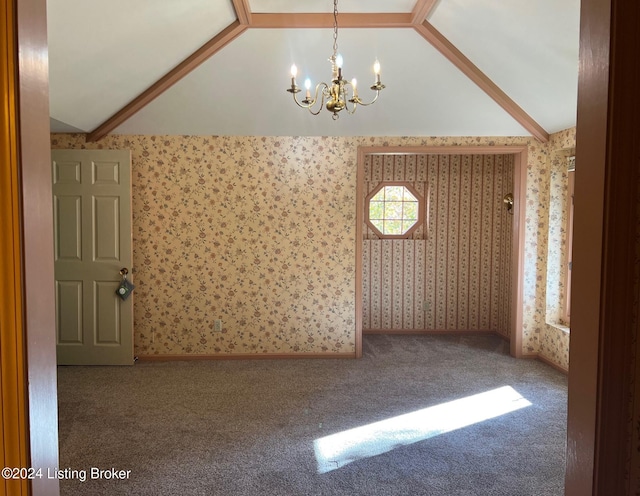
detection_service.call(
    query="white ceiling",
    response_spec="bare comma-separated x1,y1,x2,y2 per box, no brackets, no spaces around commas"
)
47,0,580,138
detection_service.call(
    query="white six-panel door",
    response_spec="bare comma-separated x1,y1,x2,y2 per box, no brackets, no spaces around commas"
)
52,149,133,365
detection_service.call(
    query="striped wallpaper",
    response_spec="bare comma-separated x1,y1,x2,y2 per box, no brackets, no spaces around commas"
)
362,154,513,336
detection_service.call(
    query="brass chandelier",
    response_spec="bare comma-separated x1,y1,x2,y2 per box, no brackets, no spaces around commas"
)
286,0,385,119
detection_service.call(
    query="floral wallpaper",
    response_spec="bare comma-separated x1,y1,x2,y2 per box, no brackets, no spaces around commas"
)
546,149,573,325
51,131,574,369
539,127,576,371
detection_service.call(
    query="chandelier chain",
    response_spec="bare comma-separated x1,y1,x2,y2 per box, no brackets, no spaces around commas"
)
332,0,338,57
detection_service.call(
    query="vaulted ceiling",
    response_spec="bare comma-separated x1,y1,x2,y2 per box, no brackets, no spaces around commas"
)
47,0,580,142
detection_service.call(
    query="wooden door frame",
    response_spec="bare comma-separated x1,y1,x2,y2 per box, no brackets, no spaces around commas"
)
8,0,61,495
1,0,29,494
355,145,526,359
565,0,640,494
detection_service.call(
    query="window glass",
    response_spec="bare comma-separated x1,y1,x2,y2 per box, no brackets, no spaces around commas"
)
366,184,422,238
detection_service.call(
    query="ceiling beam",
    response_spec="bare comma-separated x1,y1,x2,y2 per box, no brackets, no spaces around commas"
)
232,0,252,25
87,21,248,142
411,0,439,24
414,21,549,142
250,13,413,29
84,3,550,142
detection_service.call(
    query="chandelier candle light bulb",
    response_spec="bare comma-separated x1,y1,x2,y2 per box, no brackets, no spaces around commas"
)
305,78,311,100
286,0,384,119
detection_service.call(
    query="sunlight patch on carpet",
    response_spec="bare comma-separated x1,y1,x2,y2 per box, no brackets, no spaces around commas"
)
313,386,531,473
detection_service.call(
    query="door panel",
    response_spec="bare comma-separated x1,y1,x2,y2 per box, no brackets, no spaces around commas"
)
95,280,121,344
93,196,120,260
52,149,133,365
56,280,83,343
55,195,81,260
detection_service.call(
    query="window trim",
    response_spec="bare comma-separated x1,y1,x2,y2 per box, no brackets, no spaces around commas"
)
364,181,424,239
562,167,575,325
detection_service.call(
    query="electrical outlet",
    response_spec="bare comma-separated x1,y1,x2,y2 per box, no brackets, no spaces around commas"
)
423,301,430,312
214,319,222,332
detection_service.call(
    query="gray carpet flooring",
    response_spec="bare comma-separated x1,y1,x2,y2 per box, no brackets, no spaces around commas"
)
57,334,567,496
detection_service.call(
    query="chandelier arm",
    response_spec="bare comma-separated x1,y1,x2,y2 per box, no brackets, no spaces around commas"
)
291,83,330,115
342,82,357,114
345,100,357,115
351,89,382,107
